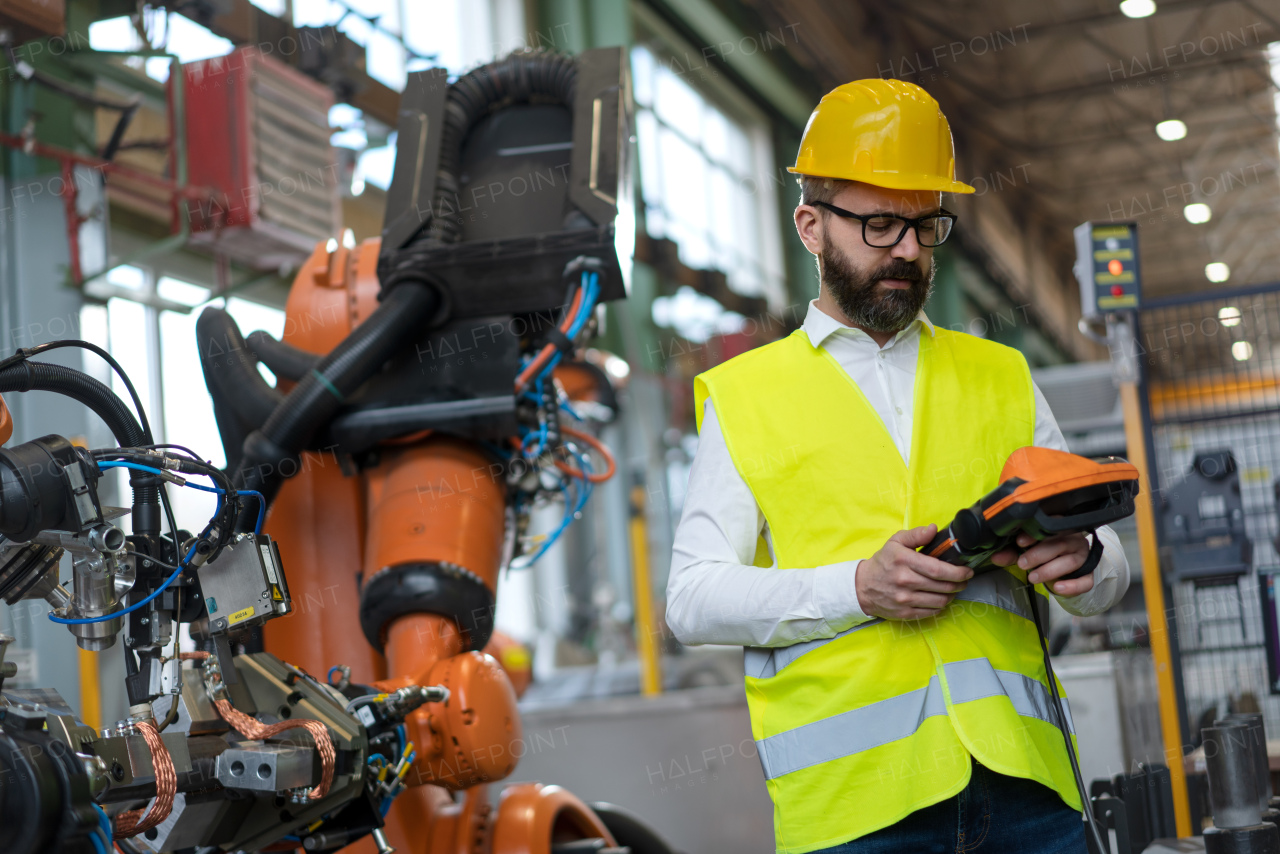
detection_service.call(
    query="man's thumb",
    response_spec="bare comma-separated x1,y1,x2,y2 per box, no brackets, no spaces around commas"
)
892,523,938,548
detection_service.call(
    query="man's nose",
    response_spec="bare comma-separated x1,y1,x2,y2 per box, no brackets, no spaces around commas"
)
891,225,922,262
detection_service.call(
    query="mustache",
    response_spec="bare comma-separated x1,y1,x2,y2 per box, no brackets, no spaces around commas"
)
867,259,926,286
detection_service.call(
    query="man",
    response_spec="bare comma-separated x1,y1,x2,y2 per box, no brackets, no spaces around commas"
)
666,79,1129,854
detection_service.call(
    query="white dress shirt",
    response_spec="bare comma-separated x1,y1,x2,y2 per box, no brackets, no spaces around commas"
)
666,299,1130,648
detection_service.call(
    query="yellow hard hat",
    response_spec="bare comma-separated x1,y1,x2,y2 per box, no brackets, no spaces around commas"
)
789,79,975,194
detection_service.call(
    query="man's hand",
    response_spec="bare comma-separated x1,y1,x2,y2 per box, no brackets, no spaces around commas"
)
856,524,974,621
992,531,1094,597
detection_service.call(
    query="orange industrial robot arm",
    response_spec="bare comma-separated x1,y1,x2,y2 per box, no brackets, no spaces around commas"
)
252,239,620,854
189,46,674,854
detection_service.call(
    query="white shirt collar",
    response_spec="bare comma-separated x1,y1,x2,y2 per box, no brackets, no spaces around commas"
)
801,299,935,350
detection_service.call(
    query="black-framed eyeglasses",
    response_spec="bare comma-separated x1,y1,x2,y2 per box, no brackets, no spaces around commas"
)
813,201,958,248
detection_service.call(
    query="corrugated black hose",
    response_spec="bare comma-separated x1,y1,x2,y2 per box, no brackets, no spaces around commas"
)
0,360,159,534
245,330,319,382
410,51,577,251
229,280,441,531
196,307,284,474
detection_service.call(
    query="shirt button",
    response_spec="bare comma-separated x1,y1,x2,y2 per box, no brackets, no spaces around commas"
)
896,406,903,415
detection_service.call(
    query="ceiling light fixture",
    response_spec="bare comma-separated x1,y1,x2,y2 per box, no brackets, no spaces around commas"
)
1155,119,1187,141
1205,262,1231,283
1120,0,1157,17
1183,203,1212,224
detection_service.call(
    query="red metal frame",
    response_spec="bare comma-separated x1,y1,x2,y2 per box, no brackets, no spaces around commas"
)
0,131,224,285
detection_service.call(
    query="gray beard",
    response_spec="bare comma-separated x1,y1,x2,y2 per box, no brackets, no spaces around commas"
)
821,243,936,334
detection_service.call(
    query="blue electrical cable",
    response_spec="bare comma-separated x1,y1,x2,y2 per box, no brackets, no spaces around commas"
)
48,540,198,625
522,448,595,566
185,483,265,535
95,802,111,835
93,803,112,849
97,462,266,534
50,460,233,626
97,460,169,479
533,272,599,384
378,748,417,817
513,271,603,568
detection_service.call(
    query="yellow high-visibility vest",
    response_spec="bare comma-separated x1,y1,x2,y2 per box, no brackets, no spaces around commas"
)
693,325,1080,854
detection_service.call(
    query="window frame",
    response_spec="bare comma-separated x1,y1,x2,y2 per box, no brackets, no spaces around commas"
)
629,8,787,311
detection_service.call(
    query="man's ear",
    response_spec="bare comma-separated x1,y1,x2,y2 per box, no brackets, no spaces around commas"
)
794,204,824,255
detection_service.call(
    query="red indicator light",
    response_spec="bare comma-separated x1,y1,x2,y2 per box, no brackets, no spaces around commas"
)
1108,259,1123,276
1110,285,1124,297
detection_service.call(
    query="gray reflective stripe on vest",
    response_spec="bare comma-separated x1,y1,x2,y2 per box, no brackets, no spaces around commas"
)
946,657,1074,735
744,571,1045,681
744,618,884,679
756,673,949,780
755,658,1071,780
952,570,1050,627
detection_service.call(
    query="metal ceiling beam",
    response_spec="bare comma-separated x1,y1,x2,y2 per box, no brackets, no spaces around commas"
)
997,51,1278,107
174,0,400,128
1016,0,1244,41
1238,0,1280,36
1046,146,1277,195
1026,113,1274,152
886,0,1276,107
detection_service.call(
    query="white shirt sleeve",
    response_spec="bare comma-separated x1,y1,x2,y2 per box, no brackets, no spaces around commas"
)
1032,381,1131,617
664,399,872,648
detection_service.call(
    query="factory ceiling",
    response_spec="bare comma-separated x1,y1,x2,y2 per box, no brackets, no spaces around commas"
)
743,0,1280,306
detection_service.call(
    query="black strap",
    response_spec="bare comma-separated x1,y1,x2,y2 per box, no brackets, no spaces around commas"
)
1061,530,1104,580
15,360,34,392
541,326,575,355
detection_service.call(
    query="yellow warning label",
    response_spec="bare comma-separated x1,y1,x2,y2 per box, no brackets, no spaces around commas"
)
270,584,283,601
228,606,256,625
1096,271,1135,284
1098,294,1138,309
1093,248,1133,261
1092,225,1132,239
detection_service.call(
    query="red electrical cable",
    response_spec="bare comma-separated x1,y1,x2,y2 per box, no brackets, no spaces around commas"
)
113,721,176,838
513,286,584,393
553,426,617,483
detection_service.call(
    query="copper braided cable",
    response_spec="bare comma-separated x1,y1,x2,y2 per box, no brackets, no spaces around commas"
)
189,651,335,799
113,721,176,837
212,698,336,800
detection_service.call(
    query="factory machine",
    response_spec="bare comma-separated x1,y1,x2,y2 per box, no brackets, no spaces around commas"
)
0,48,671,854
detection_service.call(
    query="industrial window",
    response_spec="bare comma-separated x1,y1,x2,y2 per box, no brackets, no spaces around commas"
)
630,44,785,307
1270,41,1280,152
80,265,285,534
